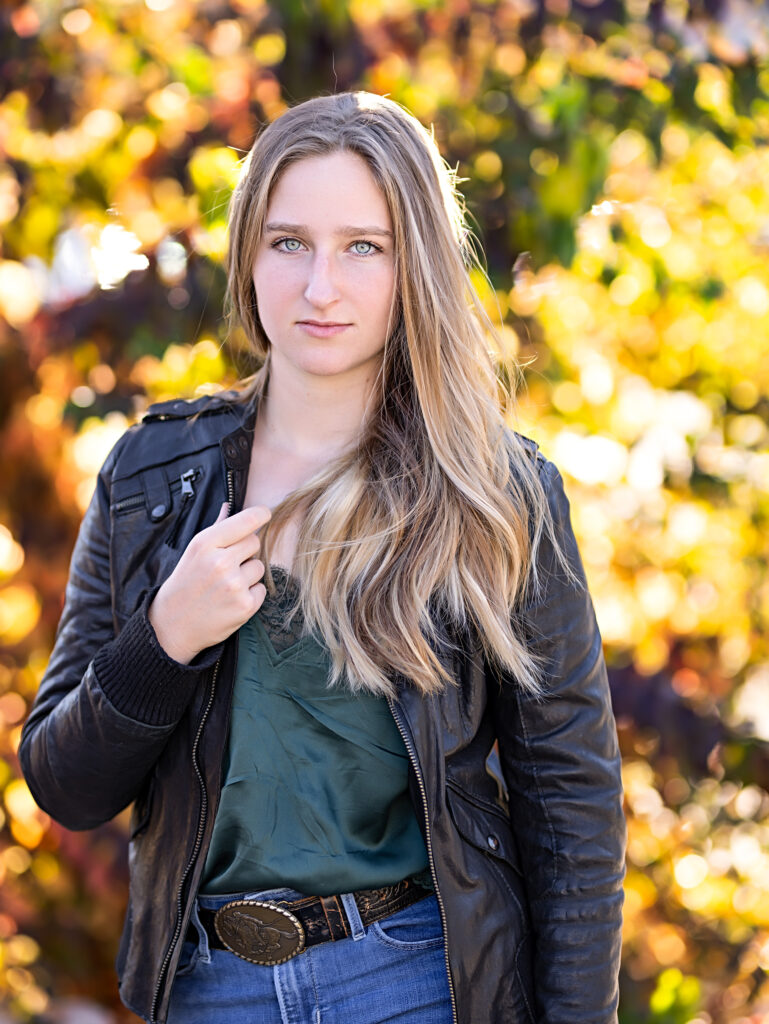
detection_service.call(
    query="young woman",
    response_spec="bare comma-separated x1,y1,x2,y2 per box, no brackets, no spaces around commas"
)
20,92,626,1024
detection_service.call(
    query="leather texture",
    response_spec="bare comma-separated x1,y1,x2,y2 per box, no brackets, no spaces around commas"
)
19,389,626,1024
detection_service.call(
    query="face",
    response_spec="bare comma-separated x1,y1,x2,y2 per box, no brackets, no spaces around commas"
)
252,150,396,388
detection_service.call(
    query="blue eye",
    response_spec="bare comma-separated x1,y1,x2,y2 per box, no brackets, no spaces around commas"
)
269,236,304,253
351,241,377,256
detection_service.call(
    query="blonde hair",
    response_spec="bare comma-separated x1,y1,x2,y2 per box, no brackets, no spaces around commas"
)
224,91,559,699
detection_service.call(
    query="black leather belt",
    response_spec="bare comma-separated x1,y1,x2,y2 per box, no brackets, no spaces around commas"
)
189,878,432,967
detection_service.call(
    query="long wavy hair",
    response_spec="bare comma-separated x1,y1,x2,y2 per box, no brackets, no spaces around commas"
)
223,91,563,699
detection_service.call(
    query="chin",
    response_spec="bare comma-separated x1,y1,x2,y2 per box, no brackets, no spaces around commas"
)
298,361,365,378
281,349,380,379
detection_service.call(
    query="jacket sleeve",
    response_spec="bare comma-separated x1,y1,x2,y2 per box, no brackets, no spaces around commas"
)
489,457,626,1024
19,431,222,831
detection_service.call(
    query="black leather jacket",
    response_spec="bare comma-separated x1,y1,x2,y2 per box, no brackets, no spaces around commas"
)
20,390,626,1024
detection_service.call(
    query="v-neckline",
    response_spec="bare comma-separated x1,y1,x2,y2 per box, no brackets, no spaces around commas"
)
250,613,319,666
250,565,319,666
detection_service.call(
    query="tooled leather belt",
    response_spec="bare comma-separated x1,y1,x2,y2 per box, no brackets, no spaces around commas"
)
189,877,432,967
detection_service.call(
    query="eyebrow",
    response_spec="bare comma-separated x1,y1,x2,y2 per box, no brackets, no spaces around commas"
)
264,221,393,239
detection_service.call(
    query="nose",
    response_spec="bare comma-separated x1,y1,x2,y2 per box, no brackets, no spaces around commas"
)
303,251,340,309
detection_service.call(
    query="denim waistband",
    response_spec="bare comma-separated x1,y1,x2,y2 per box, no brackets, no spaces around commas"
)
188,885,370,957
196,885,308,912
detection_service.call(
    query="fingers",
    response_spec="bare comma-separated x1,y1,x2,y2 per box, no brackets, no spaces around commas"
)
210,503,272,547
249,581,268,615
240,555,266,587
227,531,264,567
153,501,275,660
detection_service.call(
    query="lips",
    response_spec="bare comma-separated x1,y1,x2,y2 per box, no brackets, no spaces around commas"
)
297,320,352,337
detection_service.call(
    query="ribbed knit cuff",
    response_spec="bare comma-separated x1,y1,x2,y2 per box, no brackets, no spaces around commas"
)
93,586,224,727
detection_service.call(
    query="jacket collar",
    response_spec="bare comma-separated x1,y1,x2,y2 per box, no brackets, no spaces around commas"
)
219,388,261,513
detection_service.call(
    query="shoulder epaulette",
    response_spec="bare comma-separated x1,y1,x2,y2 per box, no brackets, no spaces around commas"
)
515,433,540,461
141,390,240,423
502,426,540,462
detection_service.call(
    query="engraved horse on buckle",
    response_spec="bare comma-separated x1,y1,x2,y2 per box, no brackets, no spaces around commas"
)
214,900,306,966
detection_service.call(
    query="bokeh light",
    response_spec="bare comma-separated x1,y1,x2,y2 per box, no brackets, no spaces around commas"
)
2,1,769,1020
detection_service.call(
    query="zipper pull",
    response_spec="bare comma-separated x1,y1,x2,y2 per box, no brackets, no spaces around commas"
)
164,469,199,549
180,469,196,499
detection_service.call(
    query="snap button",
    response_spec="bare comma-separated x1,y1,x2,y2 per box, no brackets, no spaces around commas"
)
487,835,499,851
223,441,237,459
150,503,167,520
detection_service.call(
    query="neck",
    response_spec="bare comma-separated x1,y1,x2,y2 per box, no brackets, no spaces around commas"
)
255,356,381,462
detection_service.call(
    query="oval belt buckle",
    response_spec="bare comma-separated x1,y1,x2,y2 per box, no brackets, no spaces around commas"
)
214,900,306,966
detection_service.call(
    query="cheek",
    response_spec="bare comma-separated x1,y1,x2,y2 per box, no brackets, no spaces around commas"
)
360,265,396,320
253,260,291,300
252,262,295,330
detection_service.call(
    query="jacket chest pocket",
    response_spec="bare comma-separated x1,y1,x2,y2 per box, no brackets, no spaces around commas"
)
112,464,203,544
445,780,521,876
446,779,532,938
110,463,205,627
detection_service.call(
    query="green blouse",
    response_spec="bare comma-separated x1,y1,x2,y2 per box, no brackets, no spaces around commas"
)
201,567,431,897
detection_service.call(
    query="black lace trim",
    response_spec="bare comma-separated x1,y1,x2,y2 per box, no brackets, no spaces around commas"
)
259,566,308,654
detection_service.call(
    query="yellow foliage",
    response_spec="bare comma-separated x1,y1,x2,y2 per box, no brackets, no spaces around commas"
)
0,586,41,646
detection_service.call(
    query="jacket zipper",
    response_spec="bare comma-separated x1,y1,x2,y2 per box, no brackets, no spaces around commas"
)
164,469,199,548
112,467,201,516
111,495,145,514
149,467,235,1024
225,465,235,512
149,652,222,1023
388,696,459,1024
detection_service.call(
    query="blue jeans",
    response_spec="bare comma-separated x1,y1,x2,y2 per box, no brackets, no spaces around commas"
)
167,886,454,1023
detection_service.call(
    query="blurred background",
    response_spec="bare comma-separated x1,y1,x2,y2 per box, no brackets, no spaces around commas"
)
1,0,769,1020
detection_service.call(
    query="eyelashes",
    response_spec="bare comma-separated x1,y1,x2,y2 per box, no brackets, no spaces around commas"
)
269,236,384,257
349,240,383,256
272,236,303,253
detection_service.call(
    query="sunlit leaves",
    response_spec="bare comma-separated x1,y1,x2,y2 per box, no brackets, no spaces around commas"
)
0,263,41,327
188,145,242,254
130,339,227,405
0,588,40,647
253,32,286,67
649,969,702,1022
3,0,769,1020
0,530,24,582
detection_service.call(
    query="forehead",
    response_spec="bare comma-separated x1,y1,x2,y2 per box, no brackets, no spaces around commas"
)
266,151,391,228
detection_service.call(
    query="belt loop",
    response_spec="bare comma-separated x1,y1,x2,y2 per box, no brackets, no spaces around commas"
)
339,893,366,941
318,894,350,941
190,899,212,963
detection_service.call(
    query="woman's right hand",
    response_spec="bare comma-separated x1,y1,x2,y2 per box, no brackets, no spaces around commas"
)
148,502,271,664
